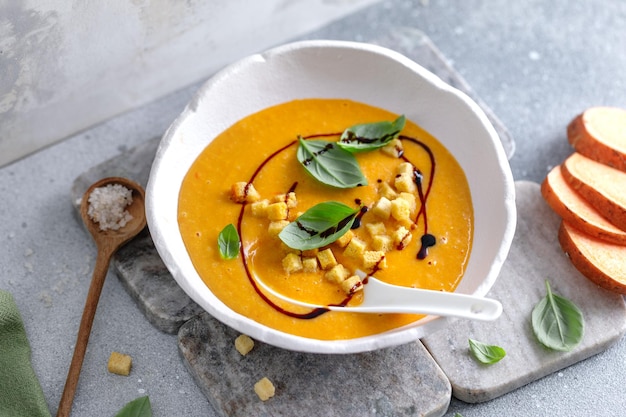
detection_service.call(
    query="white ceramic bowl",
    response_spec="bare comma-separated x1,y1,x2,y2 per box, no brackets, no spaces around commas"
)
146,40,516,354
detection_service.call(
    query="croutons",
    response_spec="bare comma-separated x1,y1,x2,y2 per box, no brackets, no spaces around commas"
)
343,237,366,260
394,173,417,194
282,252,303,274
108,352,132,376
363,251,387,272
235,334,255,356
334,230,354,248
324,264,351,284
302,257,319,273
381,138,403,158
250,199,270,217
267,202,288,221
371,197,392,220
254,377,276,401
393,226,413,249
268,220,290,236
316,248,338,270
377,182,398,200
390,197,412,222
340,275,364,294
230,182,261,203
372,235,393,252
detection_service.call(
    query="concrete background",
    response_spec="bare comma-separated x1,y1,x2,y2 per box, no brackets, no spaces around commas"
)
1,0,625,416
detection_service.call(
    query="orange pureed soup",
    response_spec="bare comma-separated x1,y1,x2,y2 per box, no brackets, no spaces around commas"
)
178,99,473,340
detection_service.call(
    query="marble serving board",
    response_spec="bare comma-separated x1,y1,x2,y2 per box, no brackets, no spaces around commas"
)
422,181,626,403
69,34,526,416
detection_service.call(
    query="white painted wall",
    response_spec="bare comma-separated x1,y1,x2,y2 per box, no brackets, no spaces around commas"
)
0,0,378,167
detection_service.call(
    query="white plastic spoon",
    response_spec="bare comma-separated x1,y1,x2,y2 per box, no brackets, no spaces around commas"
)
255,270,502,321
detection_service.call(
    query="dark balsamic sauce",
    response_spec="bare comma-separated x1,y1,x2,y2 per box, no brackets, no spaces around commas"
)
235,132,437,319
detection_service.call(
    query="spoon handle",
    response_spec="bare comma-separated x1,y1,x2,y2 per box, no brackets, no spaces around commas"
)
56,245,114,417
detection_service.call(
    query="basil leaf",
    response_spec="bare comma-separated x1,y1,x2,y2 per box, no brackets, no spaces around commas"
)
218,223,240,259
338,115,406,153
115,396,152,417
468,338,506,364
297,138,367,188
531,280,584,351
279,201,358,250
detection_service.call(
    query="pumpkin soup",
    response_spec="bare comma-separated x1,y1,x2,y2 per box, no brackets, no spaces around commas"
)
178,99,473,340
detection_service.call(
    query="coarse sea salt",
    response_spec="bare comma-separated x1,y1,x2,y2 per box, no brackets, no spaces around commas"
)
87,183,133,231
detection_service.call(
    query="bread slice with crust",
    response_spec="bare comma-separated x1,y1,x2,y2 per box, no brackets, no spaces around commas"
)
561,152,626,232
567,107,626,171
559,221,626,294
541,164,626,244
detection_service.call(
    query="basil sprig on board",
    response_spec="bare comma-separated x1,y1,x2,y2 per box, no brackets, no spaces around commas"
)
115,396,152,417
297,138,367,188
279,201,359,250
218,223,240,259
468,338,506,364
531,280,584,351
338,115,406,153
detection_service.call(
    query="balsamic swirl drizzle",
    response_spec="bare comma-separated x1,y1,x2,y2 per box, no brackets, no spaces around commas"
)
236,132,436,319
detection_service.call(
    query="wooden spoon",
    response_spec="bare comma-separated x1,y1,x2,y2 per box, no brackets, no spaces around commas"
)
56,177,147,417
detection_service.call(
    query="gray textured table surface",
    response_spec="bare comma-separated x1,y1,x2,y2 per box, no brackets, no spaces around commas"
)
2,1,626,416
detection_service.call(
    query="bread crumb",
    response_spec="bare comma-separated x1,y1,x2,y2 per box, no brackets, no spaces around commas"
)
235,334,255,356
108,352,132,376
254,377,275,401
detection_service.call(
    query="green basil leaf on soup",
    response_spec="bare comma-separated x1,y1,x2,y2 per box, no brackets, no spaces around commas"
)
218,223,240,260
338,115,406,153
297,138,367,188
279,201,359,250
531,280,584,351
468,338,506,364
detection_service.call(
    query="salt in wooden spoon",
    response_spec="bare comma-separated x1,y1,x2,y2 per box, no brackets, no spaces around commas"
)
56,177,146,417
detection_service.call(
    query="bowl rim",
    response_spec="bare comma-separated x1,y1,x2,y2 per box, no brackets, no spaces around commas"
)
146,39,517,354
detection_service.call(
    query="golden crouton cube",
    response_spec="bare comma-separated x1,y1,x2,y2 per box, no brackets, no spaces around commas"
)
325,264,350,284
316,248,337,270
235,334,255,356
378,182,398,200
250,199,270,217
363,251,387,272
371,197,392,220
398,192,417,214
380,138,404,158
372,235,393,252
341,275,364,294
272,192,297,208
108,352,132,376
334,230,354,248
302,257,319,273
396,162,414,175
268,220,290,237
282,252,303,273
391,198,412,222
394,173,417,193
230,182,261,203
343,237,366,260
267,202,288,221
392,226,413,249
254,377,275,401
365,222,386,237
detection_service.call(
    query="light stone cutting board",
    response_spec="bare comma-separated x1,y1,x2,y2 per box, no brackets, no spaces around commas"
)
421,181,626,403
